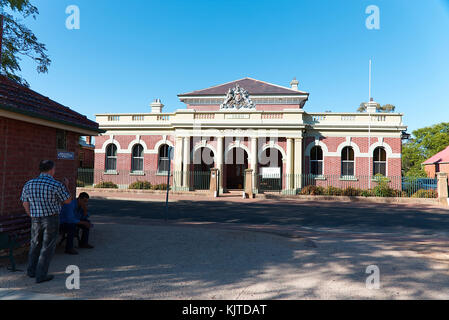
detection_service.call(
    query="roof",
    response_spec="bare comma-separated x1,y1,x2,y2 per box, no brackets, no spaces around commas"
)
423,145,449,165
79,140,95,149
0,75,101,133
178,77,309,97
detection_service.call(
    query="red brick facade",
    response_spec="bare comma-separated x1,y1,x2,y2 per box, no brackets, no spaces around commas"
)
424,163,449,178
0,117,80,216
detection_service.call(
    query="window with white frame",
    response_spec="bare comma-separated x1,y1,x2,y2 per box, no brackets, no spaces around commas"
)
132,144,144,172
158,144,170,174
105,144,117,172
341,146,355,177
310,146,323,175
373,147,387,176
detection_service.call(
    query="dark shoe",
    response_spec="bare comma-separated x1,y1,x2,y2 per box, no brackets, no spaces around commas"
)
79,244,94,249
36,275,54,284
65,248,79,255
27,273,36,278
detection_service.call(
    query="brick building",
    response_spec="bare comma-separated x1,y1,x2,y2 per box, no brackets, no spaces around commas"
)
94,77,407,193
0,75,101,217
79,136,95,169
423,145,449,178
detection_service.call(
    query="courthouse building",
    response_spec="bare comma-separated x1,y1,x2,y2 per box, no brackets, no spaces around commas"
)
94,78,407,193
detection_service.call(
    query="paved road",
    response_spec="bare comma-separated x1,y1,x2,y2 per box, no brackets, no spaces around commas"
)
2,216,449,300
89,197,449,237
3,198,449,300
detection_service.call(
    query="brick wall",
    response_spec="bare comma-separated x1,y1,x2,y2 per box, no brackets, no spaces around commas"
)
0,117,79,217
303,136,403,178
79,147,94,168
425,163,449,178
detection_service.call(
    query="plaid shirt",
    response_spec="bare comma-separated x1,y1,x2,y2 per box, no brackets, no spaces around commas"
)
20,174,71,218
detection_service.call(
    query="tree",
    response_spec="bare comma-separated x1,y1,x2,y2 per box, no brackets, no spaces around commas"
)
357,102,396,113
402,122,449,177
0,0,50,86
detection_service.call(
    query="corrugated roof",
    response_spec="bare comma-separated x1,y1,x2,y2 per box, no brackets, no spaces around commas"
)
178,77,309,97
423,145,449,165
0,75,100,132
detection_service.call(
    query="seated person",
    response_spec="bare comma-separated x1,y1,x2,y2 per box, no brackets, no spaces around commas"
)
60,192,94,255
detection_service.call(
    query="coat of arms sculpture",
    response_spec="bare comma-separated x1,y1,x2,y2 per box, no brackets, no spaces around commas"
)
220,85,256,110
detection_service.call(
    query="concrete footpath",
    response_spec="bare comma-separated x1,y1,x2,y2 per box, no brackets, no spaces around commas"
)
2,212,449,299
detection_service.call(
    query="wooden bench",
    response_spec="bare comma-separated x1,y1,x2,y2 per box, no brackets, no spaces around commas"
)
0,214,31,272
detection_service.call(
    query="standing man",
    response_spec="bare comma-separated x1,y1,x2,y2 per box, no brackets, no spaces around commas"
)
21,160,72,283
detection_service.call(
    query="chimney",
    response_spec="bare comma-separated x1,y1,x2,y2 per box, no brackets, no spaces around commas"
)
151,99,164,113
85,136,92,145
290,78,299,91
366,98,378,113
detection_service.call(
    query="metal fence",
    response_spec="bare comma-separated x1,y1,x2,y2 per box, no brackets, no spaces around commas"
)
256,173,438,198
76,169,212,191
77,169,438,199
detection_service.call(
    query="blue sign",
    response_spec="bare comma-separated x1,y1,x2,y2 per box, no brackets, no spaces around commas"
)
57,151,75,160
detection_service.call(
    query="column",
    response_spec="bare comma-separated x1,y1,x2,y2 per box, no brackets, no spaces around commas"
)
294,137,303,191
251,137,258,193
217,136,224,193
437,172,448,206
174,136,183,190
286,138,294,191
182,136,190,190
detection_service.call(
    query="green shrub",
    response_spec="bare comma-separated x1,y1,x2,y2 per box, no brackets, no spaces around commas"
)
76,180,85,187
360,189,374,197
342,187,362,197
94,181,118,189
129,181,152,190
300,185,324,195
324,186,343,196
373,175,395,197
412,189,438,198
152,184,169,190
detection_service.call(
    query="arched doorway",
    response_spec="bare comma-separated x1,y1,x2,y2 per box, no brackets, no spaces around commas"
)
225,147,249,190
258,148,283,191
193,147,215,190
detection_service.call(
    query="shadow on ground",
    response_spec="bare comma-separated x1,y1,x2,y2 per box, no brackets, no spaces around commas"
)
1,199,449,299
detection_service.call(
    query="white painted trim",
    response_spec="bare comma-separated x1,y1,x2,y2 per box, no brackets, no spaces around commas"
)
191,142,217,165
305,140,330,157
305,141,327,175
147,139,174,154
225,142,252,164
368,140,393,158
258,143,287,161
96,136,122,154
125,136,149,154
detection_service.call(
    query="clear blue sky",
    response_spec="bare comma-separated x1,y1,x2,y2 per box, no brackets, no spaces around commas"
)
13,0,449,133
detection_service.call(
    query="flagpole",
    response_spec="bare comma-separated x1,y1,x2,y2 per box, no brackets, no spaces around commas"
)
368,59,372,189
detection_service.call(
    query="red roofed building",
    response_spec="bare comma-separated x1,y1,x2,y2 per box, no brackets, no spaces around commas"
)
0,75,102,217
423,145,449,178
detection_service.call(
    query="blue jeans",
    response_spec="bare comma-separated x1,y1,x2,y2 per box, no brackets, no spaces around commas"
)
27,215,59,282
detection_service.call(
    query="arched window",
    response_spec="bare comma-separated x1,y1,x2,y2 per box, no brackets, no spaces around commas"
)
310,146,323,175
373,147,387,176
158,144,170,173
132,144,144,172
105,144,117,172
341,147,355,176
